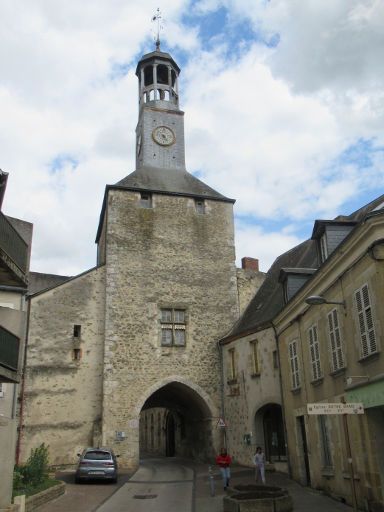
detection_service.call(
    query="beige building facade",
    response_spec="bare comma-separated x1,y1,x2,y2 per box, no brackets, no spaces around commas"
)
275,200,384,510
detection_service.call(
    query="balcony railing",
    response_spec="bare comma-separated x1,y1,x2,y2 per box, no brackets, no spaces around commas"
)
0,325,20,372
0,212,28,281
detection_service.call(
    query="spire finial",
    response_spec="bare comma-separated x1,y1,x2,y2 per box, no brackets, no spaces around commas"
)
151,8,163,50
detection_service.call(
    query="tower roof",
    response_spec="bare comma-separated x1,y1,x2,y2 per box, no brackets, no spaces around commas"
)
135,49,180,76
114,166,235,202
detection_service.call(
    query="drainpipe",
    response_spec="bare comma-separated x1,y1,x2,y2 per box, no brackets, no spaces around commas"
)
16,296,31,465
217,340,228,450
271,321,292,478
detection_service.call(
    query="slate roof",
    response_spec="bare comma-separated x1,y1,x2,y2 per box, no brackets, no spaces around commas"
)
28,272,71,296
223,193,384,342
114,166,235,203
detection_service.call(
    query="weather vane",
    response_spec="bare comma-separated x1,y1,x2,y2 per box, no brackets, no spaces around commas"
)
152,8,163,50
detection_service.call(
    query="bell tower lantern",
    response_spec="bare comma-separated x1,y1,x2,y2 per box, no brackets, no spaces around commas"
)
135,47,186,172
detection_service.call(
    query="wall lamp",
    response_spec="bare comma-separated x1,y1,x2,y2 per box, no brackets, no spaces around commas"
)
305,295,346,307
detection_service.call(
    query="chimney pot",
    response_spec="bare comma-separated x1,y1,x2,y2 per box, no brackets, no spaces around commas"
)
241,257,259,271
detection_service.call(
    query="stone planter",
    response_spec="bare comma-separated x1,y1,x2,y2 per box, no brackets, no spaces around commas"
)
223,485,293,512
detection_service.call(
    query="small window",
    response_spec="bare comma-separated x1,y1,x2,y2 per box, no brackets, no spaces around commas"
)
228,348,237,381
140,192,152,208
0,383,4,398
73,325,81,338
250,340,259,374
73,348,82,361
160,308,186,346
273,350,279,369
195,199,205,214
288,340,300,390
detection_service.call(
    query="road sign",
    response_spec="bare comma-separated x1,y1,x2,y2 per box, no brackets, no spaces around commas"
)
307,403,364,415
217,418,227,428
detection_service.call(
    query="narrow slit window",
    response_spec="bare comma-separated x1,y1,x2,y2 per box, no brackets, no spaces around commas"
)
73,325,81,338
250,341,259,374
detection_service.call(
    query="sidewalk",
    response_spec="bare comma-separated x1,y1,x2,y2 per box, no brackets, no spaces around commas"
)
193,464,352,512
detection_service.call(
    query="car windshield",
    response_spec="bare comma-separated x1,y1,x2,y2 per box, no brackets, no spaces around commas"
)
83,450,112,461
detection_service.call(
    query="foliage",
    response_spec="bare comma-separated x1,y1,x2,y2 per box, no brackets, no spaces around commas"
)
13,443,57,497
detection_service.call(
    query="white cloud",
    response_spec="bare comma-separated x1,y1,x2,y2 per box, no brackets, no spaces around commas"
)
0,1,383,275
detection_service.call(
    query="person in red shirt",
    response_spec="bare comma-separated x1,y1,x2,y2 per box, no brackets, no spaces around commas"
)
215,448,232,490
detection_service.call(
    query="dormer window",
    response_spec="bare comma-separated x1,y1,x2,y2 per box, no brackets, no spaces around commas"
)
312,220,356,264
279,268,317,303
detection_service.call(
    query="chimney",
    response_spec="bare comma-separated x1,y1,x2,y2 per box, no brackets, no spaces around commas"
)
241,257,259,272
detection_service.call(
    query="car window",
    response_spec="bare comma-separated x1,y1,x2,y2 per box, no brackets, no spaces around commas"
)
83,450,112,460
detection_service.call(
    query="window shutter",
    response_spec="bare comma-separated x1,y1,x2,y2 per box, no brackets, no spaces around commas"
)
355,284,377,357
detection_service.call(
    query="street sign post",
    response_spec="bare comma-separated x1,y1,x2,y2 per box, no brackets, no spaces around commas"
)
307,403,364,415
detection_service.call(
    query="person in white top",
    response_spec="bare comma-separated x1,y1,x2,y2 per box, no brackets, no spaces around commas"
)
253,446,266,484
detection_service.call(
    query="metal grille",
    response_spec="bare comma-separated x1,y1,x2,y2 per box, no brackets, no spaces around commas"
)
0,326,20,371
0,212,28,273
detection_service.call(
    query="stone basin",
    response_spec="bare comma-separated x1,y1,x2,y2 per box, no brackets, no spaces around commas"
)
223,485,293,512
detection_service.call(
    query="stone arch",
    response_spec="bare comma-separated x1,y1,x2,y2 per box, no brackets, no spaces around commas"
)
134,375,219,418
253,402,286,464
136,376,219,461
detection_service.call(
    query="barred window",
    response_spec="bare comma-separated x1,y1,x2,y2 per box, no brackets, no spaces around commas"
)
0,382,4,398
328,308,345,372
288,340,300,390
308,324,322,381
160,308,186,346
355,284,377,358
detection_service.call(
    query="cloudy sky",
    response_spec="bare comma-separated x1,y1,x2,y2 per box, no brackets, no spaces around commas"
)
1,0,384,275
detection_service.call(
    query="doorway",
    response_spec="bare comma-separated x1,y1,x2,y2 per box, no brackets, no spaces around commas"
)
297,415,311,486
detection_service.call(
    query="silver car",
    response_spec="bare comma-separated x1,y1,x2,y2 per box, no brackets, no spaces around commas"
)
75,447,119,483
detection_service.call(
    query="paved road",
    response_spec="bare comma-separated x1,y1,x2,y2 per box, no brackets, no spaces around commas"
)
38,457,353,512
97,459,193,512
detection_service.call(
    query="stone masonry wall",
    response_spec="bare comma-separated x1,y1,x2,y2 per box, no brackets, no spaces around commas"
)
102,189,239,468
20,266,105,465
222,328,283,466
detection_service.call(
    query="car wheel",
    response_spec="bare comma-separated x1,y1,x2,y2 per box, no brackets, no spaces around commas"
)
75,476,81,484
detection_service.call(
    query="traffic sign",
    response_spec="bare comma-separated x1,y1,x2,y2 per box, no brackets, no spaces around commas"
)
307,403,364,415
217,418,227,428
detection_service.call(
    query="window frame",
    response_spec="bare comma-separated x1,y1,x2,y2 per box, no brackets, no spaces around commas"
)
160,308,186,347
250,340,260,375
228,348,237,382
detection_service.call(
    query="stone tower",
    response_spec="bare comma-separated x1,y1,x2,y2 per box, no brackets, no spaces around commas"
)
20,45,240,470
96,46,239,468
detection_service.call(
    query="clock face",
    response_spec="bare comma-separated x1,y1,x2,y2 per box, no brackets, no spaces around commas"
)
152,126,175,146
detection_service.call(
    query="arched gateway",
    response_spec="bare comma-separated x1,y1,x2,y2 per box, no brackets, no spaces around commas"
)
138,379,218,462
